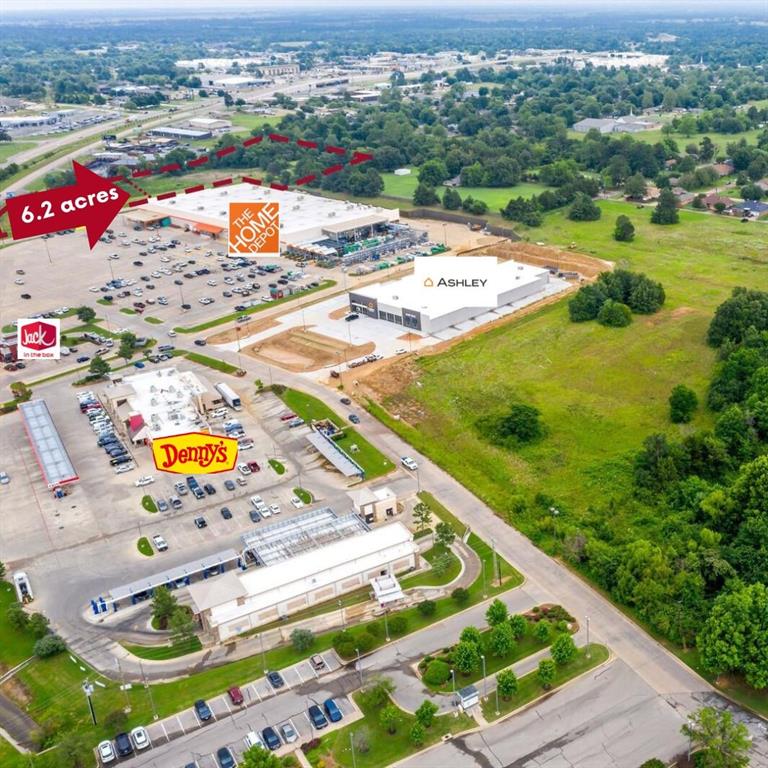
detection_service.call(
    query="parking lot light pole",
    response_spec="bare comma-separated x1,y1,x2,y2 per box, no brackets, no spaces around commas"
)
82,680,97,726
495,677,500,716
482,558,487,599
259,633,266,672
139,661,158,721
586,616,591,659
481,654,487,699
350,731,357,768
383,608,390,641
355,648,363,687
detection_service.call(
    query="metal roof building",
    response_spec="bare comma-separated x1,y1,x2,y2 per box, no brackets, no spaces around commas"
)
18,400,78,490
306,431,365,478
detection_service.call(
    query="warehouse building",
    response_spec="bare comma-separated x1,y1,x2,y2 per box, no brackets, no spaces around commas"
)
104,367,221,443
188,508,418,640
348,258,551,335
147,126,212,140
136,183,400,249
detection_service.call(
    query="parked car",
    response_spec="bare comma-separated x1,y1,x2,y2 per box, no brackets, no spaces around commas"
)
290,496,304,509
115,732,134,757
262,726,281,751
401,456,418,471
203,483,216,495
98,740,116,763
151,535,168,552
266,670,284,689
194,517,207,529
156,498,169,512
135,476,154,487
324,698,343,723
244,731,265,750
220,506,233,520
310,654,326,671
340,397,351,405
280,721,298,743
194,699,212,721
308,704,329,730
237,462,251,475
349,414,360,424
216,747,235,768
130,726,150,750
224,479,235,491
227,686,244,705
247,461,260,472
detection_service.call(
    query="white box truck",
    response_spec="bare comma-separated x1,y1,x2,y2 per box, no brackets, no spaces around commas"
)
215,382,242,410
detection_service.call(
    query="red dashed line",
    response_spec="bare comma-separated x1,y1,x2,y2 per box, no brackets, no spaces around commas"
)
160,163,181,173
128,198,148,207
156,191,176,201
242,136,263,147
215,146,236,159
242,176,262,185
297,139,318,149
132,169,153,178
184,184,204,194
188,156,209,168
322,164,344,176
270,182,289,191
268,133,290,143
295,174,317,186
212,178,232,188
325,145,346,155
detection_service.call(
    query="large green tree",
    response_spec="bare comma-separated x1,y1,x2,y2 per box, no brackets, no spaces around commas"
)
454,640,481,675
681,707,751,768
651,188,680,225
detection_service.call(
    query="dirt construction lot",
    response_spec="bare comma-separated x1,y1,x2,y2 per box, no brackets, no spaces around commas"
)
244,326,375,371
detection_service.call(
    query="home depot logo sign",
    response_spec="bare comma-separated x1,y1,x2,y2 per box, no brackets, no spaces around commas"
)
17,318,60,360
228,202,280,255
151,432,239,475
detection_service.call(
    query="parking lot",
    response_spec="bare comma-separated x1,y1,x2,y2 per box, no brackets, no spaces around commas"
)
96,650,352,766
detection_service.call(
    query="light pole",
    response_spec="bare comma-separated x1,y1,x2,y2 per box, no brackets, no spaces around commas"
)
350,731,357,768
586,616,590,659
139,661,158,720
259,632,266,671
482,558,487,599
450,668,456,702
491,539,498,587
494,677,500,716
383,608,390,641
355,648,363,687
338,599,345,629
82,680,97,725
480,654,487,699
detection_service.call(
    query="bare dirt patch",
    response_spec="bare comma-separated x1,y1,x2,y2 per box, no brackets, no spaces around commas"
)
328,306,350,320
461,239,612,279
244,327,374,372
206,317,279,345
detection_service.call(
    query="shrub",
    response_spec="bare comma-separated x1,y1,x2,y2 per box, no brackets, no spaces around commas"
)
417,600,437,617
389,615,408,635
423,659,451,686
551,633,577,666
538,658,556,689
454,640,481,675
415,700,439,728
597,299,632,328
533,621,551,644
496,668,519,699
669,384,699,424
509,614,528,639
409,722,425,746
34,634,66,658
476,403,543,447
290,628,315,653
366,620,383,638
452,587,469,605
362,677,396,708
104,709,127,731
356,631,376,653
486,598,509,626
459,626,482,645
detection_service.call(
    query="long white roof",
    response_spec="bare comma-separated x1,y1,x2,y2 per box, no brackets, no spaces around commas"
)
191,522,415,625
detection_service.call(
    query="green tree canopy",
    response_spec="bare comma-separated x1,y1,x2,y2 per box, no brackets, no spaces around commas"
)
681,706,751,768
651,188,680,225
669,384,699,423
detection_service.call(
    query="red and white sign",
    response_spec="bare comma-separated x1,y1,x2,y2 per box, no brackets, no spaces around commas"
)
17,318,60,360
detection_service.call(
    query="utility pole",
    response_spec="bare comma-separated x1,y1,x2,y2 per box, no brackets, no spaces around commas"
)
115,657,131,712
355,648,363,687
350,731,357,768
259,632,267,671
491,539,498,587
482,558,487,599
494,677,500,716
481,654,487,699
139,661,158,720
384,609,390,642
82,680,97,726
586,616,591,659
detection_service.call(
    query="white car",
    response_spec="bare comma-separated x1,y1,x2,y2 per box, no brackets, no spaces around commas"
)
269,504,281,515
14,278,24,285
249,494,263,507
98,740,116,763
135,476,155,487
131,726,150,750
206,279,217,286
152,535,168,552
167,330,177,337
290,496,304,509
89,286,101,292
0,471,10,485
238,462,252,475
394,347,407,355
115,464,135,474
401,456,418,471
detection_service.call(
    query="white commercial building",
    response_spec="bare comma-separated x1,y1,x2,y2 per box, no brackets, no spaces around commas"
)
348,258,550,335
189,117,232,131
105,367,217,443
188,508,418,640
137,182,399,246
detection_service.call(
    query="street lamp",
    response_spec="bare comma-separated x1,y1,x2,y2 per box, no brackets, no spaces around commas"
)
586,616,591,659
350,731,358,768
482,558,487,599
450,668,456,700
494,676,500,716
383,608,390,641
480,654,487,699
355,648,363,687
338,599,345,629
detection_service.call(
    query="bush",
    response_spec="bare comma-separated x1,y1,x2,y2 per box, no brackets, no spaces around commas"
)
423,659,451,686
669,384,699,423
366,620,383,638
533,621,551,644
356,631,376,653
290,628,315,653
597,300,632,328
389,615,408,635
476,403,543,447
567,192,601,221
551,633,577,666
417,600,436,617
613,214,635,242
509,614,528,640
460,626,482,645
452,587,469,605
34,634,66,658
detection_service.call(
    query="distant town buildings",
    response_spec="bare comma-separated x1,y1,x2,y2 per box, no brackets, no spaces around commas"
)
572,114,661,134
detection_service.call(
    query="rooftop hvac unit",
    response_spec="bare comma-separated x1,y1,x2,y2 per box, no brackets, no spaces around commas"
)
150,397,158,406
169,200,176,205
292,205,300,210
197,206,205,211
328,212,336,217
220,190,228,195
168,385,175,392
150,384,157,392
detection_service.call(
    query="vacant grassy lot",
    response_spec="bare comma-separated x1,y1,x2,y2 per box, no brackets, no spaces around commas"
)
382,171,549,208
374,201,768,519
0,141,36,163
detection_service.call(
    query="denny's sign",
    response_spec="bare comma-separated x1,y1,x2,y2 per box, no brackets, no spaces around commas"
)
151,432,238,475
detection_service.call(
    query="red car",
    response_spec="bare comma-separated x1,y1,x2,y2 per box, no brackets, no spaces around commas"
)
279,412,296,421
247,461,260,472
228,686,244,706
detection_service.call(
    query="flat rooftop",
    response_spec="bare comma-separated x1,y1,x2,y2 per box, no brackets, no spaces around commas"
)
241,507,370,566
117,367,209,439
353,258,549,316
139,183,399,244
19,399,79,489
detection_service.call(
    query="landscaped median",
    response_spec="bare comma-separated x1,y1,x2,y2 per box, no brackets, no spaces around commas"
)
183,351,241,375
275,386,395,480
122,636,202,661
172,279,337,334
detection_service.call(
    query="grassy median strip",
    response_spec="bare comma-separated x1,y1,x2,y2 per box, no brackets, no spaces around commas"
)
184,352,240,374
277,387,395,480
268,458,286,474
399,543,461,589
481,644,609,721
137,537,154,557
173,280,336,334
305,690,475,768
141,495,157,513
293,487,313,504
122,637,202,660
144,316,163,324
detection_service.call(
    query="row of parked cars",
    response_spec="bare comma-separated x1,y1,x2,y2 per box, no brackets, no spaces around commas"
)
77,391,134,473
98,726,149,763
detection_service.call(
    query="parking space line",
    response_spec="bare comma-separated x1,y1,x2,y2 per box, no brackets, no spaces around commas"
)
222,696,232,714
294,664,304,684
177,714,187,734
249,683,261,702
159,720,169,743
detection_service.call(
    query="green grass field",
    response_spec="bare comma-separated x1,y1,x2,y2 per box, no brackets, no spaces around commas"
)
277,387,395,479
122,637,202,660
229,112,284,131
381,170,549,208
373,202,768,519
136,537,154,557
184,352,240,374
399,543,461,588
0,141,36,163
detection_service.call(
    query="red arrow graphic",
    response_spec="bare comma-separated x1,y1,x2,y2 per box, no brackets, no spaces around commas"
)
5,162,130,249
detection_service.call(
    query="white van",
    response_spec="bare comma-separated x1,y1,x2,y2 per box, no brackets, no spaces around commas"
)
60,347,71,356
244,731,265,749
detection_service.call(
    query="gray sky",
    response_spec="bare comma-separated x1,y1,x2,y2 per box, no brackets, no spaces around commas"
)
3,0,767,11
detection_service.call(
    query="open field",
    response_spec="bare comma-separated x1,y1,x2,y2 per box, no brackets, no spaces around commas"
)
382,170,549,207
0,141,36,163
229,112,284,130
365,200,768,517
